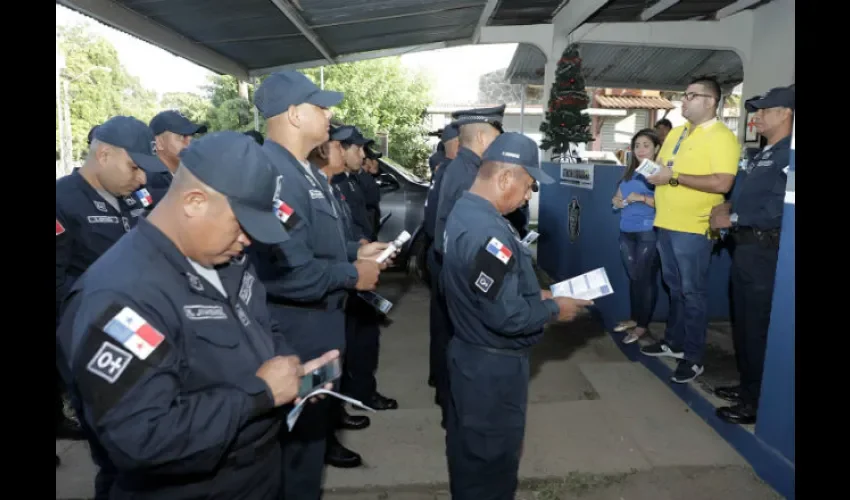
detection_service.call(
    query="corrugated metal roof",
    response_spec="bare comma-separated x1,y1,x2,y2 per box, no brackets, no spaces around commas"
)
505,42,743,91
586,0,771,23
504,43,548,84
59,0,774,77
488,0,565,26
595,95,674,109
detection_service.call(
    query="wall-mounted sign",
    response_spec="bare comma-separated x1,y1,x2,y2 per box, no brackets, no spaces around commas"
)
560,163,593,190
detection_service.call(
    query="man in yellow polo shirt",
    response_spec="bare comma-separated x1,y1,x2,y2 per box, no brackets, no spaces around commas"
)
642,76,740,383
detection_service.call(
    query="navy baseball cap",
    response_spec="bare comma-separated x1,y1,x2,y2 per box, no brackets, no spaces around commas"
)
150,110,208,136
482,132,553,184
93,116,168,173
451,104,506,132
329,125,354,142
365,145,382,160
441,124,459,142
745,86,795,112
255,70,344,119
334,126,370,146
179,131,289,245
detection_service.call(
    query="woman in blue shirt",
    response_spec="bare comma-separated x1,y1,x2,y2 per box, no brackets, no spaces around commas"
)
612,129,662,344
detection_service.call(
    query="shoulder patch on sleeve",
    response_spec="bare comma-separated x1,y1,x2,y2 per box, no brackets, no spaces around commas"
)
274,199,301,230
56,219,65,236
468,236,515,300
73,303,173,423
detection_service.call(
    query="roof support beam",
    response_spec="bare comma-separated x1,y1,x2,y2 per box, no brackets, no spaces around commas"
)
56,0,248,79
640,0,681,21
268,0,336,65
472,0,502,44
715,0,762,19
248,39,470,76
552,0,612,36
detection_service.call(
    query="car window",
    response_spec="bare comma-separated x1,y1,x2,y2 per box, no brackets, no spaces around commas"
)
380,157,426,184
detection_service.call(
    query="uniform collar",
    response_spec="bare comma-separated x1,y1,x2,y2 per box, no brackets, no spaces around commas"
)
768,135,792,149
456,147,482,167
461,191,501,217
134,217,246,300
263,139,301,171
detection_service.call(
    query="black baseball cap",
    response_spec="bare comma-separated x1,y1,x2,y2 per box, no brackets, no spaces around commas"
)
482,132,553,184
329,125,355,142
745,86,795,112
150,110,208,136
254,70,344,119
179,131,289,244
337,126,371,146
93,116,168,173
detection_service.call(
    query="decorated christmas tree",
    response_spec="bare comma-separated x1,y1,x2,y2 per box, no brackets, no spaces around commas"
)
539,43,593,160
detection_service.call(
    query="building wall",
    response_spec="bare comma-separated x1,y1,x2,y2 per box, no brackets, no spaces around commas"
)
598,109,651,152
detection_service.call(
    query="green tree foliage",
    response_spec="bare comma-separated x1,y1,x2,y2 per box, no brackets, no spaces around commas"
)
300,59,433,177
57,24,433,177
160,92,212,124
57,24,158,159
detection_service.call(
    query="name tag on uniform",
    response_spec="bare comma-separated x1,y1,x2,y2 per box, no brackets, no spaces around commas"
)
309,189,325,200
87,215,120,224
183,305,228,320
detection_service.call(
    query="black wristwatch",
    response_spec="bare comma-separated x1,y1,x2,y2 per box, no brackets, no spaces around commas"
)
668,172,680,186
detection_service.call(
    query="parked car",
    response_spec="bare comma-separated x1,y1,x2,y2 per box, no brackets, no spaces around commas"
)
373,157,429,280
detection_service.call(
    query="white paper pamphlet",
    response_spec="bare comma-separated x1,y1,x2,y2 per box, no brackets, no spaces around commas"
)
635,158,663,178
286,388,375,431
550,267,614,301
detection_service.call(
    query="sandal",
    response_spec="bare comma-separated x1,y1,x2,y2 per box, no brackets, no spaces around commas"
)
622,328,647,345
614,320,637,332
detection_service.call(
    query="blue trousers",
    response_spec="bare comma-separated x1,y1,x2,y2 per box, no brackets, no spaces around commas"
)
656,228,713,364
618,230,660,328
446,338,528,500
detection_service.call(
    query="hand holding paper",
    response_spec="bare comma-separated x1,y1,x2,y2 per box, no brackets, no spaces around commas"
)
286,389,375,431
550,268,614,301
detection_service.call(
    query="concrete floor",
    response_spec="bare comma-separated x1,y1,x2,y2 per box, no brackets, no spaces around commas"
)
56,273,778,499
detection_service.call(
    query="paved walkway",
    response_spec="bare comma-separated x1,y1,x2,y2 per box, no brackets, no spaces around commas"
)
56,274,779,499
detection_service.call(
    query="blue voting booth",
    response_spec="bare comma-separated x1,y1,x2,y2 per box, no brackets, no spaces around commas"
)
536,130,795,498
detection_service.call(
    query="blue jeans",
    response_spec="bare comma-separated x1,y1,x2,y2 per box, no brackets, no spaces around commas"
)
657,228,713,364
619,230,660,328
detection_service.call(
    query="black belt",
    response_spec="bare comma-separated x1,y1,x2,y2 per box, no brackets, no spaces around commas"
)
457,338,530,358
268,294,348,311
732,227,781,247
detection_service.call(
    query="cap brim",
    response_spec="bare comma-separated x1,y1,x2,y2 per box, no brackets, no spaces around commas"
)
525,167,554,185
230,202,290,245
744,98,764,113
307,90,344,108
330,129,354,142
129,152,169,173
351,136,371,146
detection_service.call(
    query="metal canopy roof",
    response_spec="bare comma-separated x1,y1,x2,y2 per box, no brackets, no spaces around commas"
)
57,0,771,80
505,42,744,91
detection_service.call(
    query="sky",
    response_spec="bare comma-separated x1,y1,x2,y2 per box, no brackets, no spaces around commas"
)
56,4,518,103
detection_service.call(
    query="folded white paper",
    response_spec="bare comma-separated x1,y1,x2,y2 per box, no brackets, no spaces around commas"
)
635,158,663,178
550,267,614,301
286,389,375,431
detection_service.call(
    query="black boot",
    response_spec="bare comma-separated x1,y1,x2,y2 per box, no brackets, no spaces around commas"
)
337,406,370,430
325,434,362,468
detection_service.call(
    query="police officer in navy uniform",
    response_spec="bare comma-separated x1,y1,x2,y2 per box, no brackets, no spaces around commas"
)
146,110,208,204
333,127,373,243
56,116,166,318
359,144,383,240
429,139,445,175
709,86,794,425
56,116,167,460
333,126,399,412
251,70,390,498
307,124,371,468
431,105,505,422
442,133,592,499
423,124,458,389
57,131,341,499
